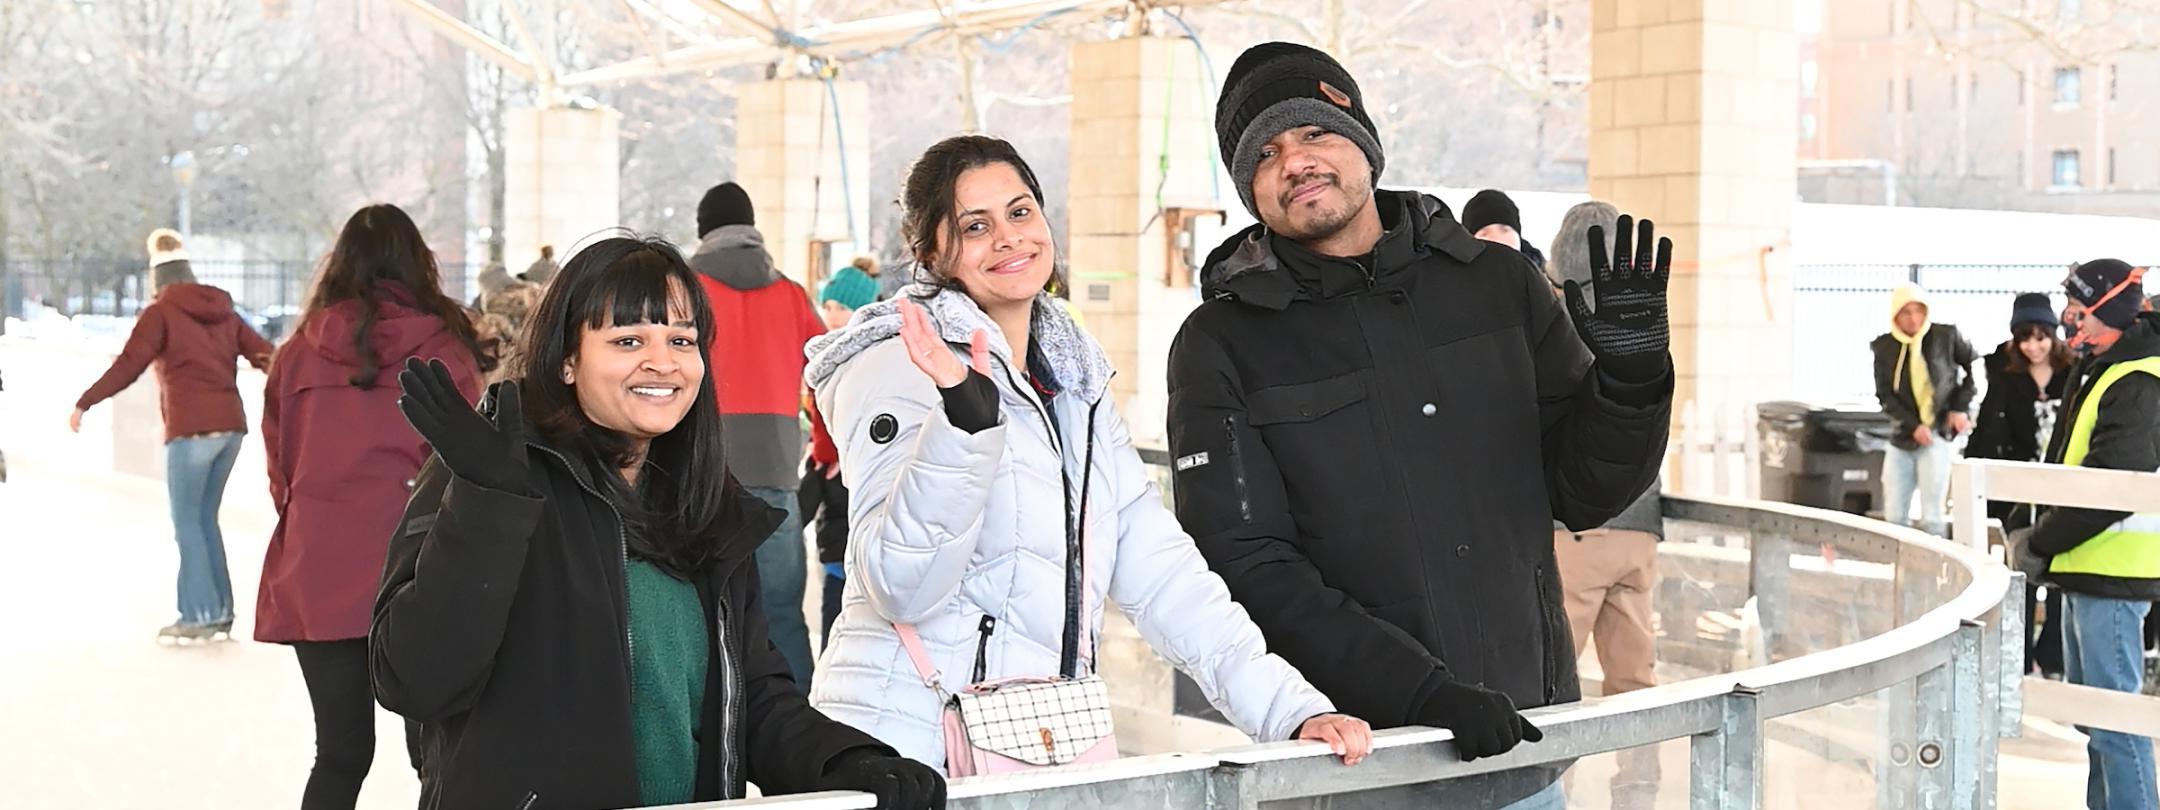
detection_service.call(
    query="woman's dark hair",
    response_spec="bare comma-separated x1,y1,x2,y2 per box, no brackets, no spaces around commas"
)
517,235,734,576
2006,321,2073,375
296,204,484,388
900,134,1066,295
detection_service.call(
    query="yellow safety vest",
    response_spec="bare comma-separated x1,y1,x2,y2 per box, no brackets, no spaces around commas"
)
2049,355,2160,578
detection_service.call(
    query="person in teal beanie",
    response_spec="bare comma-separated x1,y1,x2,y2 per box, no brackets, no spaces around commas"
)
817,265,880,330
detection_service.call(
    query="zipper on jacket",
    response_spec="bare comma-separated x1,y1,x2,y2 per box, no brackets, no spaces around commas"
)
716,597,742,796
1534,566,1557,703
1061,401,1102,677
972,616,996,684
512,791,538,810
1222,416,1253,523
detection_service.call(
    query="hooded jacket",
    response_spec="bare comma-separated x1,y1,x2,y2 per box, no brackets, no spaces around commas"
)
256,287,482,643
1163,190,1672,739
1870,287,1979,451
371,389,891,809
688,225,826,490
2030,312,2160,599
77,277,274,441
803,285,1335,773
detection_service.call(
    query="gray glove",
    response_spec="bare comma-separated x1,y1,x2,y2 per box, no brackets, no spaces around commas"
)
2008,527,2049,582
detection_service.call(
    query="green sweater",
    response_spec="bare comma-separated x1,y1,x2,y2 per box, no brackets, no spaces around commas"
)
626,558,709,806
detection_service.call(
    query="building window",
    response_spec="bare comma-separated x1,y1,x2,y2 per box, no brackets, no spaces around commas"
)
2056,67,2081,106
2054,149,2082,188
1802,112,1819,139
2108,147,2116,186
1802,61,1819,98
2110,64,2118,100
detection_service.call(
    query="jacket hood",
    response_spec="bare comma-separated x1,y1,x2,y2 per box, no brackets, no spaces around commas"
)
1198,189,1487,310
688,224,781,290
299,285,461,371
802,284,1111,405
158,282,238,324
1889,284,1931,330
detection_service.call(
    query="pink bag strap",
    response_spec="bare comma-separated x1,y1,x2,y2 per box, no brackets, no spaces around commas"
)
894,622,944,694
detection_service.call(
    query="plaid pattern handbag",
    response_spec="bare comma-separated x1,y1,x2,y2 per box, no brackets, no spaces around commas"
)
892,461,1118,775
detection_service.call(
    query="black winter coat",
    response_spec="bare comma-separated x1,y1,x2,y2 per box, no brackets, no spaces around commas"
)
371,408,889,810
2031,313,2160,599
1870,325,1979,450
1966,343,2069,528
1165,191,1672,731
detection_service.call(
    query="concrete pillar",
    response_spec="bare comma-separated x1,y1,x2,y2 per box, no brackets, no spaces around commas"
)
1067,37,1217,437
1590,0,1799,492
504,106,621,270
733,79,871,287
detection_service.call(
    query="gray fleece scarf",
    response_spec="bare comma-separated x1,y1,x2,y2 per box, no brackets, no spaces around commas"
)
803,283,1111,405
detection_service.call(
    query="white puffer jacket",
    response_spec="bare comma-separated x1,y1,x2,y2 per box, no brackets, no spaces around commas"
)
804,285,1334,772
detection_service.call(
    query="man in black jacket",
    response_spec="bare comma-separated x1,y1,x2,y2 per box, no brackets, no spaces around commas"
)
1165,42,1673,810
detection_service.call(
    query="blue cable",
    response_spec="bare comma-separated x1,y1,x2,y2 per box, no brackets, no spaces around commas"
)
1163,10,1221,200
821,74,860,244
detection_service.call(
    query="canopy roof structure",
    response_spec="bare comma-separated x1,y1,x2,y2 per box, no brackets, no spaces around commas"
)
390,0,1223,99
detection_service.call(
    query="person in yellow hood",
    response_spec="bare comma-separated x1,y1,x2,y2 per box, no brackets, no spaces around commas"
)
1869,284,1978,535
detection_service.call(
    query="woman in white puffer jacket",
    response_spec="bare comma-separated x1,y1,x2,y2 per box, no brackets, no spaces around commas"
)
805,135,1370,775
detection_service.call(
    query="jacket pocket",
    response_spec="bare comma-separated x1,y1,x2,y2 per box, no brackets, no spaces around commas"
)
1248,373,1368,426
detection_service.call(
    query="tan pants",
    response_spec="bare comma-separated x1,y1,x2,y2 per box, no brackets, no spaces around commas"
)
1554,528,1662,805
1552,528,1660,694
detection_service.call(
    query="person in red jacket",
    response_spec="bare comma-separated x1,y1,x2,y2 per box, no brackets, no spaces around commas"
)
687,182,827,685
257,204,484,810
72,228,273,643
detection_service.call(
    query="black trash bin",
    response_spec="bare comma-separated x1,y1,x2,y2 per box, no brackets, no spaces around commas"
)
1756,401,1894,517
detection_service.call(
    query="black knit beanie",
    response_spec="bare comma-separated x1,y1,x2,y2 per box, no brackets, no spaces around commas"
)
2065,258,2144,331
697,182,755,238
1461,190,1524,236
1215,42,1385,218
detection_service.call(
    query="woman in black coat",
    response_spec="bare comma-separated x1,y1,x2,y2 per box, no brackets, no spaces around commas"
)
1966,293,2070,677
371,236,942,810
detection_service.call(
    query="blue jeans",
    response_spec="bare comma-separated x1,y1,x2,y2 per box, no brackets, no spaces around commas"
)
747,485,813,688
167,432,242,626
1882,439,1952,535
2065,593,2159,810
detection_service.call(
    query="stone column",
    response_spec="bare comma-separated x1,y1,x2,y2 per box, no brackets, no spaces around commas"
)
1590,0,1799,493
1067,37,1218,438
733,78,871,287
503,106,621,272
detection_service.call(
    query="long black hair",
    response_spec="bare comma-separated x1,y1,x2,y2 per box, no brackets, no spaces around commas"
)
516,235,735,575
298,204,485,388
900,134,1067,296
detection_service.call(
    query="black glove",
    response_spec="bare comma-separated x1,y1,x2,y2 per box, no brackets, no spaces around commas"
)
1564,214,1673,385
396,358,528,493
819,749,946,810
1416,677,1544,761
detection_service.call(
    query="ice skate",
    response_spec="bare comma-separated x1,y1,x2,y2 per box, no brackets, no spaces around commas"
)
155,622,218,646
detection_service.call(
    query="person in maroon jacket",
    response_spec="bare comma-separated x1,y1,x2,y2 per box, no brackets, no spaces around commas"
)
72,228,273,643
257,204,484,810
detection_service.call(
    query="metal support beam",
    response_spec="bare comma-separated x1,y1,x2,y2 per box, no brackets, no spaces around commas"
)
387,0,541,84
1950,620,1985,810
685,0,787,39
1998,571,2025,739
1691,687,1763,810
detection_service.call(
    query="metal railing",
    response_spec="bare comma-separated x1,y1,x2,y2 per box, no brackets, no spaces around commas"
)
1951,458,2160,740
660,492,2020,810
